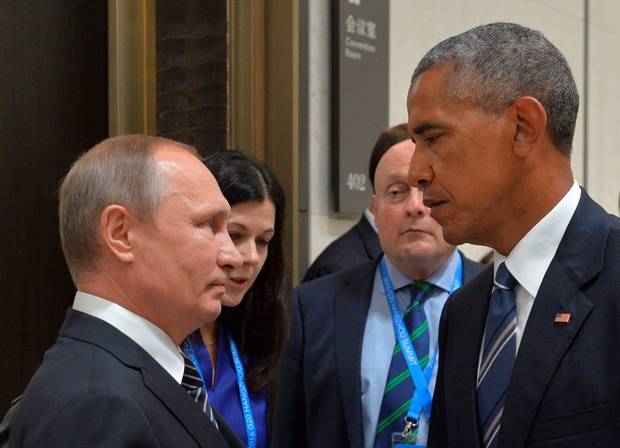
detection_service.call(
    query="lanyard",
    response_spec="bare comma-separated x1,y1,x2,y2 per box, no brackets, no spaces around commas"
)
228,334,257,448
184,338,207,386
380,255,463,429
185,333,257,448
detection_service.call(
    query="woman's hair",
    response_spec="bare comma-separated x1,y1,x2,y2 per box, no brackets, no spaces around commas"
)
203,150,287,391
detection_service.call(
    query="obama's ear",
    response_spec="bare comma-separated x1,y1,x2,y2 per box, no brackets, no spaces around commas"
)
512,96,548,157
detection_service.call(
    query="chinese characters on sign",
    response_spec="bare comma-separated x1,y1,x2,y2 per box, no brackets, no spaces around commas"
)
332,1,389,213
345,15,377,39
344,14,377,61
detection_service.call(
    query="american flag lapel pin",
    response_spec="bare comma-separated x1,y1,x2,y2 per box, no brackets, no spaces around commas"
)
554,313,571,324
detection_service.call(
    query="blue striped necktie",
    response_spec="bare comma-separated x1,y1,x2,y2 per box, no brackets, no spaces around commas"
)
477,262,518,448
181,351,219,429
374,282,433,447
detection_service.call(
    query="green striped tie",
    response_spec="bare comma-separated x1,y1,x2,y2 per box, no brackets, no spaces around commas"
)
374,282,432,446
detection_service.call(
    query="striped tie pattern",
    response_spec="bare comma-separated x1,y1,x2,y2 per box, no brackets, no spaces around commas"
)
181,352,218,429
374,282,432,447
477,262,517,448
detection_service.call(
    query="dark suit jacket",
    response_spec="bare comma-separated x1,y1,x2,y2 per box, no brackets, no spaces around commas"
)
428,190,620,447
9,310,243,448
302,215,381,282
273,252,484,448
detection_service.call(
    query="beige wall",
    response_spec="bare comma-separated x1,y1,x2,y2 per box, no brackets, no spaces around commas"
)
305,0,620,267
588,2,620,213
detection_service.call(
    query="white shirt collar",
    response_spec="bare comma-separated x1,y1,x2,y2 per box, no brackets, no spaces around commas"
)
384,249,459,293
494,180,581,297
72,291,185,383
364,208,378,233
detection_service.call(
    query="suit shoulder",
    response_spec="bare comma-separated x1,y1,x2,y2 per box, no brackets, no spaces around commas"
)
303,225,376,281
608,213,620,234
448,263,493,309
459,252,486,279
298,258,377,291
295,259,377,305
603,214,620,264
12,392,157,447
19,336,143,409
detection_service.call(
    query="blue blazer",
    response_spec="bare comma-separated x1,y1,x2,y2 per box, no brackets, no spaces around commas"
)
428,190,620,447
9,310,243,448
273,252,484,448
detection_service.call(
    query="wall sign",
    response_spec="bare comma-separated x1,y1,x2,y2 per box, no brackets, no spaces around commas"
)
332,0,389,214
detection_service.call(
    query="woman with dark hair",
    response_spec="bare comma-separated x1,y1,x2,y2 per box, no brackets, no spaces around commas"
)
182,150,287,448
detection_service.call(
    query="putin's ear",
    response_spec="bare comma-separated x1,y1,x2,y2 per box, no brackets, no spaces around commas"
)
99,205,135,264
513,96,547,157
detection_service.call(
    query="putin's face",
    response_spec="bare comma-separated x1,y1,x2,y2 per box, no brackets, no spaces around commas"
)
131,147,242,343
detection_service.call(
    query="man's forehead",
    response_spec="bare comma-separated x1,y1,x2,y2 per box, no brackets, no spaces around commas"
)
376,144,414,183
408,67,469,136
153,144,201,166
408,65,455,109
411,64,444,90
154,147,211,182
391,139,414,152
154,147,226,208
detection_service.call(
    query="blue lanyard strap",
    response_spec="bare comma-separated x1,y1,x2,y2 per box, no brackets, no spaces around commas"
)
183,339,207,386
380,255,463,425
228,334,257,448
185,333,257,448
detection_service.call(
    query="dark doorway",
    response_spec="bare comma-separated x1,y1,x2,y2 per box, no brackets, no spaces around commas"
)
0,1,108,413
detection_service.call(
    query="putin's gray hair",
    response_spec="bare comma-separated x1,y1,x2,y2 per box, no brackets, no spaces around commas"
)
58,134,198,282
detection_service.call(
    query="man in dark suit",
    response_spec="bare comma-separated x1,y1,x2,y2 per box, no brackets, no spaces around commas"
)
407,23,620,447
274,138,484,448
9,135,244,447
302,123,411,282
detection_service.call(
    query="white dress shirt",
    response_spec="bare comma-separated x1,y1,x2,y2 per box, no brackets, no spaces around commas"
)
493,180,581,350
72,291,185,383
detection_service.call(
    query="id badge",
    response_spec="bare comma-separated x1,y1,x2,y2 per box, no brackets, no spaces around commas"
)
390,432,425,448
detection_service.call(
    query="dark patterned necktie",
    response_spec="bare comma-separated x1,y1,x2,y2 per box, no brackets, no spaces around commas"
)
374,281,433,446
477,262,518,448
181,351,218,429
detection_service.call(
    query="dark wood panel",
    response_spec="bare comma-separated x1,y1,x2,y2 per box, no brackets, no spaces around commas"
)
156,0,228,155
0,1,108,413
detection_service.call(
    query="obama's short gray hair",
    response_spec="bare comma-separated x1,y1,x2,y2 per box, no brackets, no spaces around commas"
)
412,22,579,154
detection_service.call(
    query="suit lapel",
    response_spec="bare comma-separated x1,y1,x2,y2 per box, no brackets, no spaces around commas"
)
450,265,493,446
500,190,609,447
334,260,377,448
500,261,592,447
141,366,233,447
61,311,233,448
214,410,245,448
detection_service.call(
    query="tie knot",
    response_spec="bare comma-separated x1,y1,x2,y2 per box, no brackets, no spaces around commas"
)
494,262,517,290
410,281,433,306
181,351,203,391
